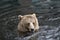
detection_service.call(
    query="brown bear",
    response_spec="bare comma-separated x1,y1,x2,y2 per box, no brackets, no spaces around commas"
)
17,13,39,36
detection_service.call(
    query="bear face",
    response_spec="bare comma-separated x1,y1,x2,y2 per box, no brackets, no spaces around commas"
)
18,13,39,33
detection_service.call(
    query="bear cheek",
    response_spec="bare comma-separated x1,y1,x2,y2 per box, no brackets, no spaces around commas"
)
18,25,28,32
34,26,39,32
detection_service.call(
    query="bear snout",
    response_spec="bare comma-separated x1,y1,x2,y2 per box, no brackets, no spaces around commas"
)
31,29,34,33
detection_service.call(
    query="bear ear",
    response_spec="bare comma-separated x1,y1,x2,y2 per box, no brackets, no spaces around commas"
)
18,15,23,20
32,13,36,16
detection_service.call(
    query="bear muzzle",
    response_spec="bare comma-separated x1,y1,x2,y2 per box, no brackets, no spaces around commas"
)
29,22,35,32
30,29,34,33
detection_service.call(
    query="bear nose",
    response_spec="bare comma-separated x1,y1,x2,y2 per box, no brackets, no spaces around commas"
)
31,29,34,32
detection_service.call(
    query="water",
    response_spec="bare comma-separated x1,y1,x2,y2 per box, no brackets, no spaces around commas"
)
0,0,60,40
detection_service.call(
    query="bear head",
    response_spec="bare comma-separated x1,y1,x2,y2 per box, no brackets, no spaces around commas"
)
18,13,39,33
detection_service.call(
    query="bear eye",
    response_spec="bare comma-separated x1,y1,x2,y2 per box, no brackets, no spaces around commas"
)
27,23,30,25
33,22,35,24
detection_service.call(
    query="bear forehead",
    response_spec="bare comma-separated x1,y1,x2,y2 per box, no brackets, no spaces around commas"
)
22,15,35,19
21,15,36,22
23,15,36,20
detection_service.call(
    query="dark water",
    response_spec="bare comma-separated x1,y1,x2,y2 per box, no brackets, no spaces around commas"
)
0,0,60,40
